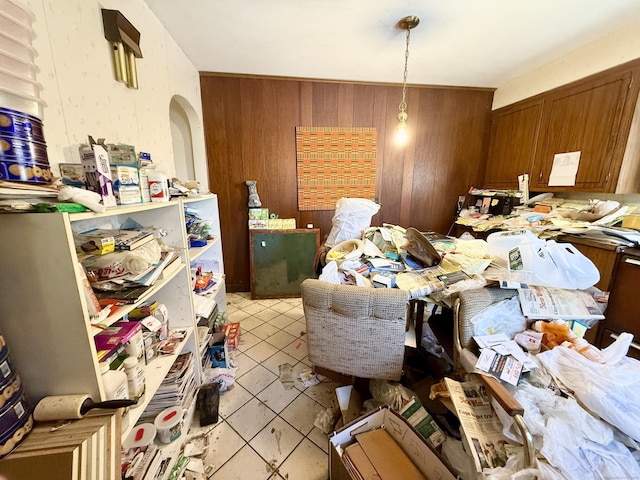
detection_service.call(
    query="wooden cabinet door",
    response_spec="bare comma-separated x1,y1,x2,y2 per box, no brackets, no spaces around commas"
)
483,101,542,189
531,72,633,191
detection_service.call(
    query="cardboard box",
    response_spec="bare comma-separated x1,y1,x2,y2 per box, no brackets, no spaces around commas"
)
248,219,268,230
221,322,240,350
110,164,141,205
249,208,269,220
81,143,117,207
329,407,456,480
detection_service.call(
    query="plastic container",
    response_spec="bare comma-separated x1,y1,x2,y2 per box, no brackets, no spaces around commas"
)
148,170,169,203
487,229,541,260
154,406,184,443
0,67,42,98
0,31,36,64
571,338,605,363
0,106,45,142
122,423,156,450
138,167,151,203
0,84,44,119
0,0,35,26
0,49,37,80
99,362,129,401
0,11,35,44
123,356,145,405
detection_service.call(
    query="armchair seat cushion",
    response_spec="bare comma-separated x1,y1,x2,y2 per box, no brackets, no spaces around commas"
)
301,279,409,381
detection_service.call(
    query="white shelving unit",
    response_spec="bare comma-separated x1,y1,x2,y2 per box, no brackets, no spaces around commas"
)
0,196,226,440
182,194,227,317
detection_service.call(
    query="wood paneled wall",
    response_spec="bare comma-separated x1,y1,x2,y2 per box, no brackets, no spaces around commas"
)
200,74,494,291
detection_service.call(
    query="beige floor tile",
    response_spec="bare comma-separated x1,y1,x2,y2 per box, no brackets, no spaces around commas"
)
202,421,246,471
282,306,305,320
283,320,306,338
255,308,280,321
235,331,261,352
232,351,258,377
303,380,340,409
256,379,301,413
218,383,253,418
249,416,304,467
267,314,297,330
228,309,252,322
282,297,302,306
226,397,277,441
235,364,277,395
212,445,275,480
264,330,297,350
270,302,295,314
278,438,329,480
241,302,268,315
280,394,324,435
239,315,264,332
281,338,308,360
307,427,330,453
244,341,280,364
251,322,280,340
261,351,299,375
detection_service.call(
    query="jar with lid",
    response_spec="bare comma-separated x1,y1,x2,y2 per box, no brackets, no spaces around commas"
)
100,362,129,401
147,170,169,202
123,356,146,405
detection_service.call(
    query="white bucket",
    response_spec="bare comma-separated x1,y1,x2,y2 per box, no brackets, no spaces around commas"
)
122,422,156,450
154,406,183,444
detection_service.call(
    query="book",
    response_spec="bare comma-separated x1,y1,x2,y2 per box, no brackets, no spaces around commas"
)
77,228,156,251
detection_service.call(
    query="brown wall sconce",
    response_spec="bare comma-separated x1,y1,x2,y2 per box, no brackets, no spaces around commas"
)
101,9,143,89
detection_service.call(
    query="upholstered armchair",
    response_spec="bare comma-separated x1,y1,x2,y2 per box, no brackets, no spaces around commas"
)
300,279,409,381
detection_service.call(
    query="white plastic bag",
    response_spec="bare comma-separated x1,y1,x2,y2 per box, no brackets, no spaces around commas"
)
537,333,640,442
471,297,527,339
506,240,599,289
325,198,380,247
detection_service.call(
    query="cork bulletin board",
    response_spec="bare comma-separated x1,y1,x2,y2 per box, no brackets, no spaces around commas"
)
295,127,377,211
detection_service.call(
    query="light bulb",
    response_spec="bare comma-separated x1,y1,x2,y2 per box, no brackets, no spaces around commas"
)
396,111,408,143
396,124,407,143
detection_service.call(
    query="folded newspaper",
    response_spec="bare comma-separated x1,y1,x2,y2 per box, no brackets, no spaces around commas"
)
444,377,519,472
517,285,604,320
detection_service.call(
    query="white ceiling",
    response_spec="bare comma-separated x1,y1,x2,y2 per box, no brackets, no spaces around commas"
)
144,0,640,89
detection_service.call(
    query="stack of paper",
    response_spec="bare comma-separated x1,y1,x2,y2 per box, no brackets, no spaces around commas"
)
137,352,197,424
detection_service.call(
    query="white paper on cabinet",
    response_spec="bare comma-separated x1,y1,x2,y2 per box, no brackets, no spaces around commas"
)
548,151,581,186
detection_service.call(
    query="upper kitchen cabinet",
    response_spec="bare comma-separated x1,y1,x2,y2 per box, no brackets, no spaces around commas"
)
483,99,542,189
484,59,640,193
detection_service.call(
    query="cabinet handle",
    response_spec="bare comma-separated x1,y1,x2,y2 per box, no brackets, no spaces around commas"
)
624,258,640,267
539,171,543,181
609,332,640,351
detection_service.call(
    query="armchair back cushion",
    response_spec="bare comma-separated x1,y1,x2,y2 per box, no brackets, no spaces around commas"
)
301,279,408,381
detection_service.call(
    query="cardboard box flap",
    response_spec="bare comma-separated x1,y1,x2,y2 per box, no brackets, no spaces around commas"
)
343,443,381,480
355,429,426,480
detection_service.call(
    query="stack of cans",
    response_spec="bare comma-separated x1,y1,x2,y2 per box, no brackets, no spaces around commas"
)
0,0,50,183
0,334,33,460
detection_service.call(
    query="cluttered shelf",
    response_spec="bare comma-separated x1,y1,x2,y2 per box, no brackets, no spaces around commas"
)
122,328,193,439
188,236,219,262
89,262,186,335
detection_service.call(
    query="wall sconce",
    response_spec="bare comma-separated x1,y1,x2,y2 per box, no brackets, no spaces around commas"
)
396,15,419,144
101,9,143,89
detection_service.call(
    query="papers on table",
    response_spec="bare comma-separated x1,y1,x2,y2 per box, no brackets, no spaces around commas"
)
473,334,538,386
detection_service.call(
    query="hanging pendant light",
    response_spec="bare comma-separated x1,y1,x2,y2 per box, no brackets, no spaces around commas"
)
396,15,419,144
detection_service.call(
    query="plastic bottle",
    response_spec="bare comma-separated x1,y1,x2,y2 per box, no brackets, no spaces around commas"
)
100,362,129,401
139,167,152,203
532,320,573,347
123,356,146,405
571,337,605,363
148,170,169,202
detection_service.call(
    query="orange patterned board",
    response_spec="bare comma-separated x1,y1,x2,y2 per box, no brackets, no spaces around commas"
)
295,126,377,211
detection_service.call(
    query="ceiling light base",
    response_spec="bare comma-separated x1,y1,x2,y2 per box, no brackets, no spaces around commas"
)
398,16,420,30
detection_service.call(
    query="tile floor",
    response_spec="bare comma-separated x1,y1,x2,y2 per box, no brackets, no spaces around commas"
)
198,292,336,480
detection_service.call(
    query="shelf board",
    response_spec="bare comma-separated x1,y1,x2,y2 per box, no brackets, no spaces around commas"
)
188,236,219,262
91,263,185,335
181,193,217,204
68,200,181,222
121,327,193,439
